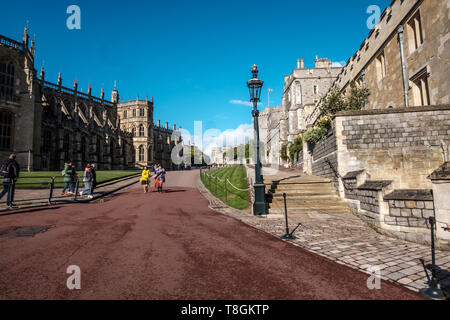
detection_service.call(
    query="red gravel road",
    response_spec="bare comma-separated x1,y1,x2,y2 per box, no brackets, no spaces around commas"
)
0,170,423,300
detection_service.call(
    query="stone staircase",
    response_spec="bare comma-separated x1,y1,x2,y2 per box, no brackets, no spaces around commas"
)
264,174,351,215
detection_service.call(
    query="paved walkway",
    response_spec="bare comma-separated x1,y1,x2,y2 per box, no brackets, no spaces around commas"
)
0,174,140,211
199,174,450,294
0,170,422,300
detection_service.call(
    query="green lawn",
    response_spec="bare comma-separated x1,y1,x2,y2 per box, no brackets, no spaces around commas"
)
201,166,249,210
1,170,140,189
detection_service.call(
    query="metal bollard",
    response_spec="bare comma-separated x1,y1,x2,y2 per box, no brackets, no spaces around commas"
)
281,193,296,240
48,177,55,205
74,179,80,201
419,217,446,300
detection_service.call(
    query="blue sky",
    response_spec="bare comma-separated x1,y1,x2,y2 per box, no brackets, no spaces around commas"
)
1,0,389,138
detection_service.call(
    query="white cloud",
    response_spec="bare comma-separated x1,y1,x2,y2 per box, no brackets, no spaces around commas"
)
332,61,347,67
229,99,253,107
192,124,254,157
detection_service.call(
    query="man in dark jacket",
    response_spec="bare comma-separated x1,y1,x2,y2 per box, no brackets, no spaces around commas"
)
61,161,76,196
90,163,97,195
0,154,20,209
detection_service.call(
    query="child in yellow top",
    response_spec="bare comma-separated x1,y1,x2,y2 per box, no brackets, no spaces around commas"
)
140,166,151,193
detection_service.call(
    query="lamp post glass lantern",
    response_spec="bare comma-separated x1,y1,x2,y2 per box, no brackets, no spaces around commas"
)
247,65,267,215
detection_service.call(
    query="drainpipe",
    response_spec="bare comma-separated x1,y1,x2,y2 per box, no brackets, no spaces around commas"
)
397,25,409,107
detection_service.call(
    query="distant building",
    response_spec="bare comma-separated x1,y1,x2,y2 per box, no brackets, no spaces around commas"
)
260,57,342,164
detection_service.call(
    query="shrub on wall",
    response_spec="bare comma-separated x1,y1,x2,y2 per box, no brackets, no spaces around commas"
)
319,82,370,120
346,81,370,111
315,118,332,131
303,127,328,145
319,86,346,119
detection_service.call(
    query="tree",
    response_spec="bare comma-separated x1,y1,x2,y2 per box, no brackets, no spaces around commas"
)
319,86,345,120
345,81,370,111
319,82,370,120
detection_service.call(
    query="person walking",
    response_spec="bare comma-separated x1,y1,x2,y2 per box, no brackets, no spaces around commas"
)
0,154,20,209
90,163,97,195
153,164,160,192
79,163,93,199
156,165,166,193
140,166,151,193
61,161,76,196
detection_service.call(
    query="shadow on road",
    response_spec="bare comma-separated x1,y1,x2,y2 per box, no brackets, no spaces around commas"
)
161,190,187,194
0,206,62,217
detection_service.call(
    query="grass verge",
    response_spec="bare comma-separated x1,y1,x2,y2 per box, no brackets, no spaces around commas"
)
1,171,139,189
201,166,249,210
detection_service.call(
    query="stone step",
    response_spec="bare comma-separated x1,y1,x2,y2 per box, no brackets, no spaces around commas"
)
268,207,351,215
270,198,343,206
270,193,340,199
270,185,337,192
264,179,332,185
270,200,349,209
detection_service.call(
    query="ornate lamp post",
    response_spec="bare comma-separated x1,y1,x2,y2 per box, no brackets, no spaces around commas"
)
247,65,267,215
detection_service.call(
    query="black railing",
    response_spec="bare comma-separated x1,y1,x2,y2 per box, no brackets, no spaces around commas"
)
0,175,77,208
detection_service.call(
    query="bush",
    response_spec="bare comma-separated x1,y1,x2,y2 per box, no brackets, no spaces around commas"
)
319,83,370,119
289,136,303,163
303,127,328,145
315,118,332,131
346,81,370,111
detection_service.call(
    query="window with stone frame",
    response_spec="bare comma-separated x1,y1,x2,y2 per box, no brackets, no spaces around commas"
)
81,136,87,164
63,131,71,162
159,136,163,151
42,129,52,154
0,110,13,150
133,109,136,117
96,136,102,163
123,110,127,119
0,61,15,99
356,76,364,88
407,10,424,54
139,125,145,137
375,51,386,81
139,108,145,117
313,85,318,95
138,145,144,162
410,68,430,107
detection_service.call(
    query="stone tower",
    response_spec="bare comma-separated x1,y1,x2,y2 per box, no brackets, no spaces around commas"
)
111,81,119,104
117,95,154,167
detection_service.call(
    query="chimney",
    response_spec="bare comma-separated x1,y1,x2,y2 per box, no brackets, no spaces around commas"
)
157,120,160,127
173,124,176,131
165,122,168,129
297,59,305,69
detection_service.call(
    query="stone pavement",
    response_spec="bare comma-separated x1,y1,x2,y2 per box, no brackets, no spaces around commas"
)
0,174,140,212
197,176,450,294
